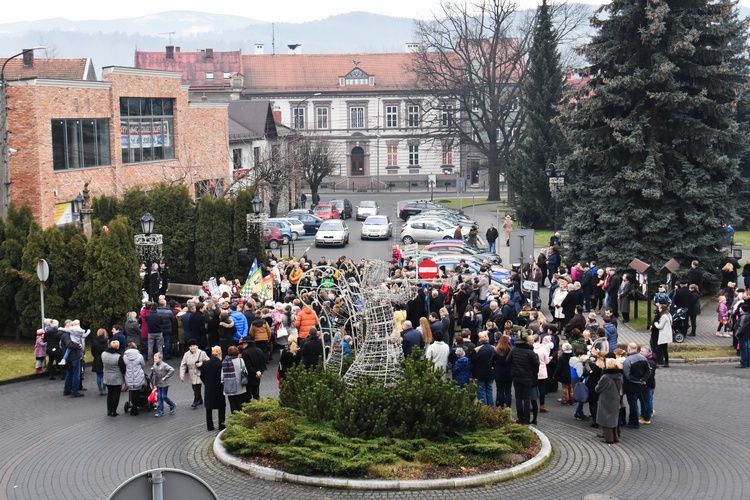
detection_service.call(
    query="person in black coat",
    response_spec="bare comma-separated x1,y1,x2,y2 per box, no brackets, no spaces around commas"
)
608,271,622,318
200,346,226,431
90,329,109,396
401,321,424,358
299,327,325,368
240,338,266,401
43,321,63,379
506,333,540,424
470,333,495,406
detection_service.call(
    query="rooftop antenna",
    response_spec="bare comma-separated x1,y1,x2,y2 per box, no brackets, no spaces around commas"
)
272,23,275,56
160,32,176,45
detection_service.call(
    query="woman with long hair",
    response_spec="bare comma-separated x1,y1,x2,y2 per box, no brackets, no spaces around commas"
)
418,317,433,345
493,334,513,408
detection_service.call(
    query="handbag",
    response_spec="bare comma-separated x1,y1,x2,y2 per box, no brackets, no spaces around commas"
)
573,380,589,403
240,360,249,386
276,326,289,339
147,386,158,404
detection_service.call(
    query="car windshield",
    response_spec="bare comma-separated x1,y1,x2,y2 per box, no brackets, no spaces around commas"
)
314,206,332,212
365,217,387,225
360,201,377,208
319,221,342,230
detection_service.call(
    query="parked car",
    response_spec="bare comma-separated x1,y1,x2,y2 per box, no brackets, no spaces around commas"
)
427,254,510,288
313,203,341,220
356,200,379,220
265,220,293,245
285,212,324,235
329,199,353,219
315,220,350,247
399,200,464,220
400,219,466,244
286,208,314,215
417,210,478,228
264,225,283,249
424,242,503,265
360,215,392,240
269,217,305,240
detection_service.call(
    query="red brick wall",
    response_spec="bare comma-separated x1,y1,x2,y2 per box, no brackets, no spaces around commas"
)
7,70,229,228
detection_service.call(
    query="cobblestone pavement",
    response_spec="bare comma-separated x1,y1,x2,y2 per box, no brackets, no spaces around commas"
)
3,359,750,500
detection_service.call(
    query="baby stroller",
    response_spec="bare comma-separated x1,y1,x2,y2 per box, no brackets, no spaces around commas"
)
671,307,688,343
123,378,157,414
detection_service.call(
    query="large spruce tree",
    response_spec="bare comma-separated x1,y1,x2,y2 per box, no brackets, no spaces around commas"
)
560,0,749,270
509,0,568,228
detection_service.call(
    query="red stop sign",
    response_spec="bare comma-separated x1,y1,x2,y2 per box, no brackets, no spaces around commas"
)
418,259,439,279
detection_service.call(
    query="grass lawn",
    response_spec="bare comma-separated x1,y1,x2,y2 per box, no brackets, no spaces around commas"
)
733,230,750,249
0,339,92,382
668,344,737,361
433,196,510,213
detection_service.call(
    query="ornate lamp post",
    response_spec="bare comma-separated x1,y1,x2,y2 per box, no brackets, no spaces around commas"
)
545,163,566,231
246,193,267,263
134,212,163,264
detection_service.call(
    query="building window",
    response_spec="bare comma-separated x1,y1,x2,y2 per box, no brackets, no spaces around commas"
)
253,147,261,166
233,148,243,169
349,106,365,128
316,107,329,129
407,105,420,127
385,105,398,128
206,72,214,79
408,144,419,166
442,143,453,165
441,105,454,127
223,72,231,79
387,145,398,167
120,97,175,164
51,118,111,170
293,107,305,129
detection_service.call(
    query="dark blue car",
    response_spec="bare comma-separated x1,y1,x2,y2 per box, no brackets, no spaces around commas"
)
286,212,324,235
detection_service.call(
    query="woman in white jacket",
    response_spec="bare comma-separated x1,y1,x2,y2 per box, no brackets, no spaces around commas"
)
653,302,673,367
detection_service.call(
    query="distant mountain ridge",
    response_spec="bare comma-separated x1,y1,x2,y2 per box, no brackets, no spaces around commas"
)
1,6,747,71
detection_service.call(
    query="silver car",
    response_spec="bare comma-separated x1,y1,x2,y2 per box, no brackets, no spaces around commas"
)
315,220,350,247
356,200,380,220
361,215,392,240
400,219,466,244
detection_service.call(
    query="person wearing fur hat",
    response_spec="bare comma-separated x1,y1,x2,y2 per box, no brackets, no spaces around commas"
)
596,358,623,443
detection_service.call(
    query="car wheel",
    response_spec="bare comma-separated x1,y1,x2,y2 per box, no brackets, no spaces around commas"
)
291,232,299,241
443,235,452,240
402,235,415,245
282,235,290,245
268,240,279,249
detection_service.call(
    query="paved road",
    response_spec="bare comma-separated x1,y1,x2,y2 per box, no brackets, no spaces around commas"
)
3,357,750,499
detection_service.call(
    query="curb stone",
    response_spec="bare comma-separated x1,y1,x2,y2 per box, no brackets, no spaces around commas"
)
213,426,552,490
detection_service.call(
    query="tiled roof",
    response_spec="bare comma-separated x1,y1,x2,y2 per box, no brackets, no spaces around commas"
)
135,49,243,87
242,53,418,93
1,58,93,81
228,100,277,141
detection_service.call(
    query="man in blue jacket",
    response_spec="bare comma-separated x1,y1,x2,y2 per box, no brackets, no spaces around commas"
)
229,303,248,342
400,320,423,358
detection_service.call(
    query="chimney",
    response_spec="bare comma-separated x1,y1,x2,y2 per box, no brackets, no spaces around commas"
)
272,108,282,124
166,46,174,59
175,47,181,52
205,48,214,59
405,42,419,53
287,44,302,55
255,44,264,55
22,49,34,67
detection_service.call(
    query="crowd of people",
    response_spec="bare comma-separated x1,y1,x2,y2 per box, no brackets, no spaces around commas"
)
33,238,750,439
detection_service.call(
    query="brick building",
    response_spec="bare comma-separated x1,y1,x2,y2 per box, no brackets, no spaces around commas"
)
4,61,229,227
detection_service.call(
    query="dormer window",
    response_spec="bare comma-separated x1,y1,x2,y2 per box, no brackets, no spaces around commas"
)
339,67,375,86
206,72,214,80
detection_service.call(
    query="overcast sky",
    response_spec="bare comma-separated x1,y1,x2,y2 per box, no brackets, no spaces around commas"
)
6,0,748,24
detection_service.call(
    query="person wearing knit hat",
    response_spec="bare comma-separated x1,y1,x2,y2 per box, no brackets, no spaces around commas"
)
35,329,47,374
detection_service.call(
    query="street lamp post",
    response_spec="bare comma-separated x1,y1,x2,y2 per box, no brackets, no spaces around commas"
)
545,163,566,231
134,212,163,265
1,46,45,219
246,193,269,262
